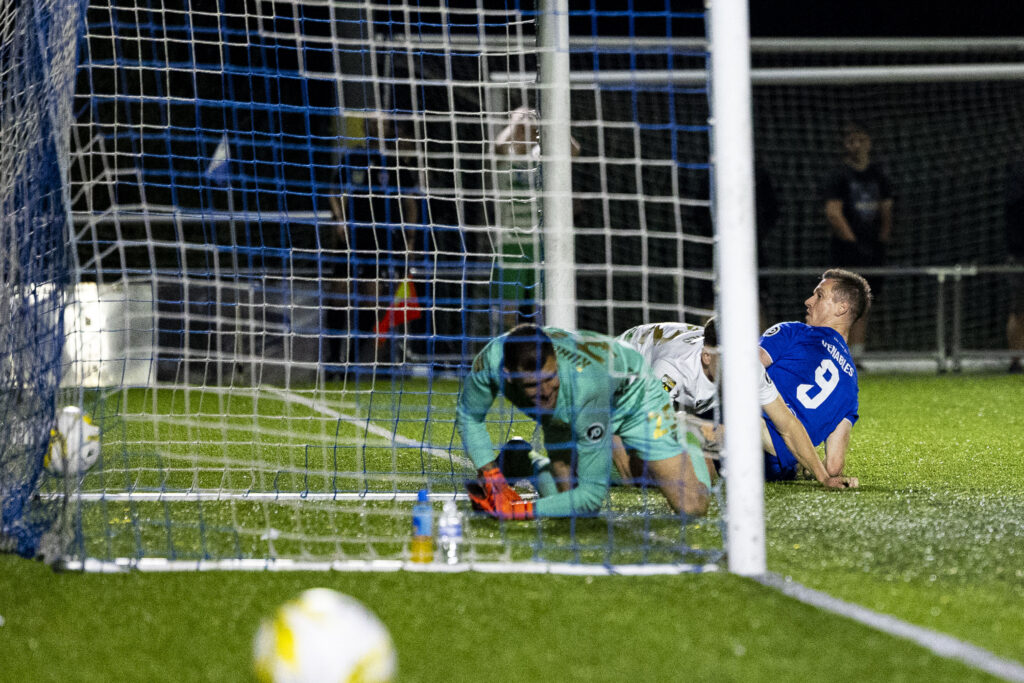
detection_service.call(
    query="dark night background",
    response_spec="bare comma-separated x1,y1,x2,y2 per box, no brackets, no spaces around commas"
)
749,0,1024,37
69,0,1024,354
554,0,1024,38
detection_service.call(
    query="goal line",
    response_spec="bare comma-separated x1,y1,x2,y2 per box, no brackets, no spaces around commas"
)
61,556,721,577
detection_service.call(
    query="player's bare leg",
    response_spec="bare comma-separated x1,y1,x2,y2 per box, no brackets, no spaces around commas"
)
611,435,633,484
548,458,574,493
645,454,709,517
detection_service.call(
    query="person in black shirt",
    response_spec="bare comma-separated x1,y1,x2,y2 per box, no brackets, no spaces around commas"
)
823,121,894,357
755,161,780,333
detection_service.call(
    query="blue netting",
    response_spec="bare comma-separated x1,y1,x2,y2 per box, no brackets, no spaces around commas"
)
0,0,84,558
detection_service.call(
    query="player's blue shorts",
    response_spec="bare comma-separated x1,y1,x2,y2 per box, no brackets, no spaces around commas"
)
763,421,800,481
763,448,798,481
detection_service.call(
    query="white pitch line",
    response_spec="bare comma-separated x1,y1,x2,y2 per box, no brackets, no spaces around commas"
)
65,557,720,576
264,387,473,469
757,572,1024,682
63,491,468,503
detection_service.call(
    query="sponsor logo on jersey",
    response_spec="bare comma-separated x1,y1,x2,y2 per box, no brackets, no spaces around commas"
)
660,374,677,393
585,423,606,442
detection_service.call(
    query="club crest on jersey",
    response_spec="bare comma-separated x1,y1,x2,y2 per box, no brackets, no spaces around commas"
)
584,423,606,442
763,324,781,337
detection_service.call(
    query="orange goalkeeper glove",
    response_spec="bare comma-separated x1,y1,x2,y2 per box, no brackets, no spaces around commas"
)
467,489,535,520
479,464,516,499
466,466,536,520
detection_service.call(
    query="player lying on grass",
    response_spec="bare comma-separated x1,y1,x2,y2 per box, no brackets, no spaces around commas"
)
616,317,857,489
759,268,869,483
455,324,711,520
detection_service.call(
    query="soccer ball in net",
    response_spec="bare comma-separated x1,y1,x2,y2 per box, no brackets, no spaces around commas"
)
44,406,101,476
253,588,397,683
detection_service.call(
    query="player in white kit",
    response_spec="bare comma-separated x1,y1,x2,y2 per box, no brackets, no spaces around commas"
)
616,318,856,488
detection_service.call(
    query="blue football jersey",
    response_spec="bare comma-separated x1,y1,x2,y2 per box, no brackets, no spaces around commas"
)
759,322,859,475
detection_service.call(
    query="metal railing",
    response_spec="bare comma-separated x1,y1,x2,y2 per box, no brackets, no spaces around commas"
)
72,211,1022,374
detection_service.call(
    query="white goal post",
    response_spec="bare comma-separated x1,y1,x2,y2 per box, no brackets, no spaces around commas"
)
709,0,766,577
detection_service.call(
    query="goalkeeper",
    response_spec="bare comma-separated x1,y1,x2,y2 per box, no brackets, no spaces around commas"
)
456,324,711,520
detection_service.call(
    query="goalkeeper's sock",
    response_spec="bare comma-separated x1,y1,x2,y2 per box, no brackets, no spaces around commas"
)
530,451,558,498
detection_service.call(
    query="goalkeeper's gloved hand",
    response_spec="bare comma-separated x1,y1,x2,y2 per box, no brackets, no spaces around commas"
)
466,486,536,520
479,463,514,497
466,465,536,520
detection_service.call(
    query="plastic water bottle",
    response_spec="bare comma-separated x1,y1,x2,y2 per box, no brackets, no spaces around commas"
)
438,500,464,565
410,489,434,563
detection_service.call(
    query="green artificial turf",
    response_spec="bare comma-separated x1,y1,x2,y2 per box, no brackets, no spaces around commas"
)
0,558,1004,682
767,374,1024,663
1,373,1022,681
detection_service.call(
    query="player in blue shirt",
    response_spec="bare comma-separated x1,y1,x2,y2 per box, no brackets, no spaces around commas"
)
759,268,870,483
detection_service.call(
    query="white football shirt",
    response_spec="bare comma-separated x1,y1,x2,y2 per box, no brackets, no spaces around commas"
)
616,322,779,415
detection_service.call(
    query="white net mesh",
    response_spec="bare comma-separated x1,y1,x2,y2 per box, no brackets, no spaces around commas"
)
55,1,724,571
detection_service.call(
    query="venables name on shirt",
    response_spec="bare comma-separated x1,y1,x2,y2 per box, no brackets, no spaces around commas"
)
821,340,856,377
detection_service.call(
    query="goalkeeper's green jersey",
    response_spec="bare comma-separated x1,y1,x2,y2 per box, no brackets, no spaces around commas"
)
456,327,710,517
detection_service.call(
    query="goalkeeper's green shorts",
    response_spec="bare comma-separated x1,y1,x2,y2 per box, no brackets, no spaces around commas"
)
614,403,712,490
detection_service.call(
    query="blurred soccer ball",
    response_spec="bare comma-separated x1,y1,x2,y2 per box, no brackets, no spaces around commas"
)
253,588,397,683
44,406,101,476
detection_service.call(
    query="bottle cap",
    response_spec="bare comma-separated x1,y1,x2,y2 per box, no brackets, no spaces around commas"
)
442,500,457,513
417,488,429,502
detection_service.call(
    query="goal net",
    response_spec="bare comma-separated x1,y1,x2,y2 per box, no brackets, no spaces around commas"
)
0,0,83,559
8,0,733,572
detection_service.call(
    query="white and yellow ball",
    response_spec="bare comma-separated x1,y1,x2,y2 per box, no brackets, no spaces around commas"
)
44,406,101,476
253,588,396,683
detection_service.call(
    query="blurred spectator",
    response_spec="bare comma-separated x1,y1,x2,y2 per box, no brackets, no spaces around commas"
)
823,120,894,358
1004,159,1024,373
755,161,781,332
491,105,579,330
326,113,421,367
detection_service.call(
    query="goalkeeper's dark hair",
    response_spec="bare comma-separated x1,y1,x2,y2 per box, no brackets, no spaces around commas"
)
822,268,872,322
503,324,555,374
702,316,718,348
